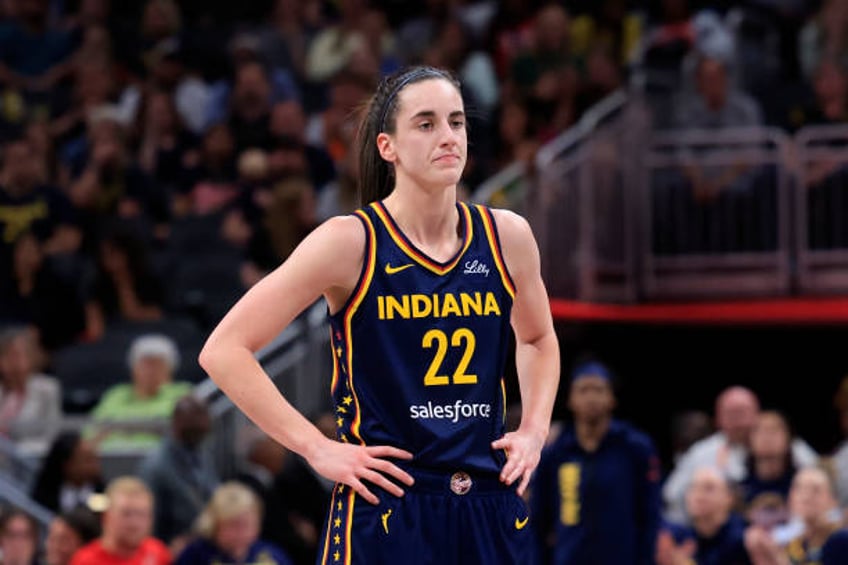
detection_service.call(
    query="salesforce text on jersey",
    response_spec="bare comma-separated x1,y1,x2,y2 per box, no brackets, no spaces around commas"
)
409,400,492,423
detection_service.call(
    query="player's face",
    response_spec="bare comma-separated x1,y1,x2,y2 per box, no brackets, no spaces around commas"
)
378,78,467,192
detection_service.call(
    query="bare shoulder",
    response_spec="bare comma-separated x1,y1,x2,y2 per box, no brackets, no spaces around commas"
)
489,208,534,244
288,214,366,286
488,208,538,277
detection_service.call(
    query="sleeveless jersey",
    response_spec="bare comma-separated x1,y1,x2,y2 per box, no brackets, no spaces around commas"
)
327,201,516,475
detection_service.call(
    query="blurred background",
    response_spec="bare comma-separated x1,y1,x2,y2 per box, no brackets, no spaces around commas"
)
2,0,848,563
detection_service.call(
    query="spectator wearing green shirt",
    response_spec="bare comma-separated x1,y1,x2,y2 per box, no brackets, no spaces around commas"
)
88,333,191,451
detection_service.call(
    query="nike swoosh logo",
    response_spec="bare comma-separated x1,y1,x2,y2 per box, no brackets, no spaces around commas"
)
515,516,529,530
385,263,415,275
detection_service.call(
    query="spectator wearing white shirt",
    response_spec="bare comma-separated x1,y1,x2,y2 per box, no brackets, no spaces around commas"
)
663,386,818,523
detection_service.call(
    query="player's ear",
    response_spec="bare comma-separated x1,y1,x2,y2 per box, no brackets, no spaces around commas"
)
376,132,396,163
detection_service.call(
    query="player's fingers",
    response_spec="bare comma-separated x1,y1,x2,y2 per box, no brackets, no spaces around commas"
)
505,458,525,486
516,469,532,497
367,445,414,460
491,436,509,450
500,457,518,484
349,477,379,505
371,458,415,486
361,469,405,498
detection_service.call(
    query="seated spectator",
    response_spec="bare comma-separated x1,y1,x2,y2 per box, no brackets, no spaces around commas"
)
670,54,763,130
84,225,166,341
45,506,102,565
0,135,80,269
70,476,170,565
88,333,190,451
175,481,293,565
67,114,168,241
234,431,286,501
0,326,62,455
746,466,844,565
31,430,104,514
262,412,334,565
656,466,750,565
1,232,86,350
0,508,40,565
138,395,218,545
740,411,799,531
670,409,713,467
663,386,818,524
177,123,237,217
135,89,199,196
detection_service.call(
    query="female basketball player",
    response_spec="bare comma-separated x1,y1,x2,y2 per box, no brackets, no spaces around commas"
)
199,66,560,564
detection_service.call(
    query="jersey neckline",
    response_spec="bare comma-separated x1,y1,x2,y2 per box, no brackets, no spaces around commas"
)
371,200,474,275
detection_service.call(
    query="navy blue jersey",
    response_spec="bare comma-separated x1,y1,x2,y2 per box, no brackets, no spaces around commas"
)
666,514,751,565
530,420,662,565
320,202,517,565
327,201,514,472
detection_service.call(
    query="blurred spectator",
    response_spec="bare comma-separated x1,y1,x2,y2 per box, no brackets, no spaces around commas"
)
257,0,311,83
531,360,661,565
314,146,357,222
0,232,86,349
178,124,237,217
175,482,293,565
799,0,848,81
262,411,334,565
798,59,848,128
663,386,818,524
45,506,102,565
304,71,371,167
670,409,713,466
746,466,844,565
396,0,451,66
833,375,848,509
225,61,275,154
0,508,40,565
569,0,642,67
88,333,190,451
234,432,286,501
423,17,499,115
740,411,798,531
138,394,218,545
69,476,170,565
84,227,166,340
31,430,104,514
486,0,539,79
670,54,763,130
269,99,335,190
507,4,576,139
0,326,62,454
304,0,383,83
492,96,539,170
135,89,198,196
67,114,168,240
0,0,74,116
0,135,80,267
657,466,750,565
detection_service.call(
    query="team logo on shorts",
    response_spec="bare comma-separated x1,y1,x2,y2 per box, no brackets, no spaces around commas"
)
450,471,472,495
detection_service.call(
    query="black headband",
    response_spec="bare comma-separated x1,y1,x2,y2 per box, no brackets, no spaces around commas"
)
379,68,445,133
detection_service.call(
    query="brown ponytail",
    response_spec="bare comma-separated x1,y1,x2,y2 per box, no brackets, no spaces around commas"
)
355,66,461,207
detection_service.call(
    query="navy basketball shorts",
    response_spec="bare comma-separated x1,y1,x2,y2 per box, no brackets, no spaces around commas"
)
316,468,534,565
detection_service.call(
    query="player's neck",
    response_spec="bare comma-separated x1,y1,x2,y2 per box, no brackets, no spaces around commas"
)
382,184,459,247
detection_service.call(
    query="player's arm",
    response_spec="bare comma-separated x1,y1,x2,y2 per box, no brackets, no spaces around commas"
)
490,209,560,495
199,216,413,504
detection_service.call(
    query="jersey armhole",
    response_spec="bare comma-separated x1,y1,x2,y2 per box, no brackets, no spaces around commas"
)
328,210,377,319
476,205,517,298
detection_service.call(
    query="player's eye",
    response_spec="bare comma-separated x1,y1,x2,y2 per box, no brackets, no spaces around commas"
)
418,122,433,131
451,119,465,129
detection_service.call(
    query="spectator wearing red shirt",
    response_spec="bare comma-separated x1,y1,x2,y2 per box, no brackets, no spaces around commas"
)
70,476,171,565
